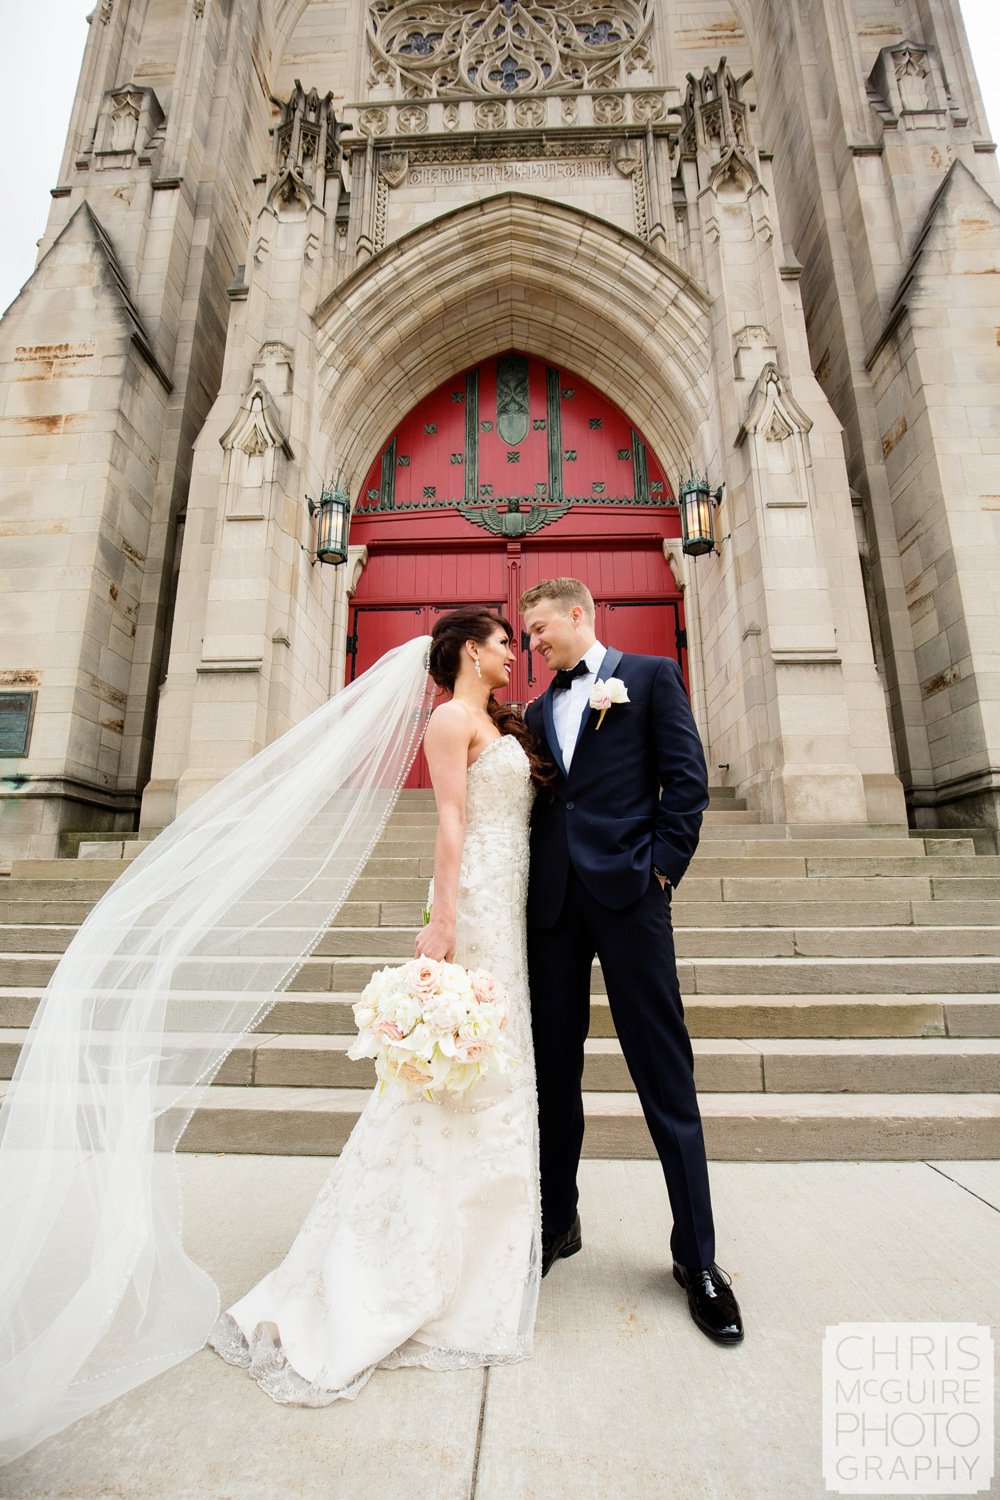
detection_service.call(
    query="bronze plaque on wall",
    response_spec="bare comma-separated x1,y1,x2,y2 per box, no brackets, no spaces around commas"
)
0,692,36,757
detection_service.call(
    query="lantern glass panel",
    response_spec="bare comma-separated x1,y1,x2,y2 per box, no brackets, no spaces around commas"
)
316,492,350,566
680,480,716,557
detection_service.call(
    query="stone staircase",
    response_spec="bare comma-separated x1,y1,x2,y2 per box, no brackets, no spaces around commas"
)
1,788,998,1159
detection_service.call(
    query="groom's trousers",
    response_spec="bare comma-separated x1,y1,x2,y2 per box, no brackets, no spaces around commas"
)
528,867,716,1269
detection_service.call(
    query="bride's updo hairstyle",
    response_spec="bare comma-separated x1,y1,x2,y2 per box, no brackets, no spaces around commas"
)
428,606,554,789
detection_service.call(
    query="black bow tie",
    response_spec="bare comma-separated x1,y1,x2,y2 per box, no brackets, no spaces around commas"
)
553,661,590,692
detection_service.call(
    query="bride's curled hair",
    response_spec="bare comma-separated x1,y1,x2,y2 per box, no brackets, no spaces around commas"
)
428,606,554,789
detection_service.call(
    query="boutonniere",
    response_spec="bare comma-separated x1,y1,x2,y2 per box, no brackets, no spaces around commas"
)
590,677,630,730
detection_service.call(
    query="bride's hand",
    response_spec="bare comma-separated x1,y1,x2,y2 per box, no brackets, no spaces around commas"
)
415,919,456,962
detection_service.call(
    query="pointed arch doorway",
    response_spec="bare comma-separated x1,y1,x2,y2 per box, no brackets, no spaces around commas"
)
348,352,685,785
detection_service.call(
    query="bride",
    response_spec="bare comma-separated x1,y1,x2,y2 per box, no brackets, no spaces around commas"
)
0,607,545,1461
209,606,544,1401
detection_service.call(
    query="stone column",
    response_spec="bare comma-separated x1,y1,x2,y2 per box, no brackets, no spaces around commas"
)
142,86,350,823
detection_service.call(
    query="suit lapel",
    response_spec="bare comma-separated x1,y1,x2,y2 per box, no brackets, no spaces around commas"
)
568,645,624,764
541,686,568,778
597,645,623,683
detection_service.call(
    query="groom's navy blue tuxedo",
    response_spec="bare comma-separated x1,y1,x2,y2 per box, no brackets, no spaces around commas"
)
524,646,716,1268
526,647,708,923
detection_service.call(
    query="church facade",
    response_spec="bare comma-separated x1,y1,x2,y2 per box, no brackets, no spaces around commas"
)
1,0,999,861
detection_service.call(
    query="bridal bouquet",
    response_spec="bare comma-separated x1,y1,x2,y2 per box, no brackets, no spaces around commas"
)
348,957,513,1099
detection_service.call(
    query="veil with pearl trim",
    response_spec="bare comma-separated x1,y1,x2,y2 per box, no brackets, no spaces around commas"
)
0,636,435,1464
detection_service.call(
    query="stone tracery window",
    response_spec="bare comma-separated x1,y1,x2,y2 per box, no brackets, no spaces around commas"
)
367,0,653,98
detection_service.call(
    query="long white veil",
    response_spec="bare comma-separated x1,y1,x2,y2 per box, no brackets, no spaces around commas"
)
0,635,435,1465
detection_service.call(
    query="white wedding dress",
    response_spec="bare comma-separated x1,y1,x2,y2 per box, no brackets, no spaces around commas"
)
208,734,540,1403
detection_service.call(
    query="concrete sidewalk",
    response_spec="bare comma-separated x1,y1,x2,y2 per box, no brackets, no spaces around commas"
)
2,1157,998,1500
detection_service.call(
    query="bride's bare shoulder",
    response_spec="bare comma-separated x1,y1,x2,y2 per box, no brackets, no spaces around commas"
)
425,698,475,745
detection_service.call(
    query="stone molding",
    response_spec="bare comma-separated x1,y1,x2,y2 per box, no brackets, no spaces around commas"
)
347,88,678,139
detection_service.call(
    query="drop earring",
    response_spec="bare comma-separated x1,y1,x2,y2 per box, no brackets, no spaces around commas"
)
474,658,482,679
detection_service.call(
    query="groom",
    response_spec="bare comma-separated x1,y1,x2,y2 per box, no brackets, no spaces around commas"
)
520,577,743,1344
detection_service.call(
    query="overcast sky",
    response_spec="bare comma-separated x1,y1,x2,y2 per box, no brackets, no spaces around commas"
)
0,1,997,313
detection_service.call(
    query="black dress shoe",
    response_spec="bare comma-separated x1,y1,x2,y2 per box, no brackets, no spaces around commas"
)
541,1214,582,1277
672,1261,744,1344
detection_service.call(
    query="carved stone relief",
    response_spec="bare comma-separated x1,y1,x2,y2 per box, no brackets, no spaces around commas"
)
92,85,165,170
366,0,653,99
866,41,960,130
110,92,141,154
514,98,546,128
593,95,626,125
733,325,778,383
682,59,753,162
736,365,815,510
268,82,344,219
358,107,391,135
397,104,429,133
379,150,410,187
475,100,507,130
896,50,930,113
220,379,294,521
347,89,674,137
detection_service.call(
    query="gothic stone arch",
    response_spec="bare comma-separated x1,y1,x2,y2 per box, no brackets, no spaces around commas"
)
313,194,714,502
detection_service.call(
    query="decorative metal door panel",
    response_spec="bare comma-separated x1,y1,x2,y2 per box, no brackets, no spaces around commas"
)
355,353,674,521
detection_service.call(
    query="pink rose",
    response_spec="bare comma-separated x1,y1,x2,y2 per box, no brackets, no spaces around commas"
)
590,685,613,711
398,1059,434,1086
455,1040,491,1064
407,959,442,999
471,969,501,1005
375,1019,405,1042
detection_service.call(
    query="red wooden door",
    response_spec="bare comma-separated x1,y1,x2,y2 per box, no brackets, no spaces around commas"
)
347,353,687,786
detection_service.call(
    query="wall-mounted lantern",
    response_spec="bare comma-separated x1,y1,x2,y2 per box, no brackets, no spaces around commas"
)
678,470,724,557
305,481,351,566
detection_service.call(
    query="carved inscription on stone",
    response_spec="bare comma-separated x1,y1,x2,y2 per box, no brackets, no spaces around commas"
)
406,158,613,186
375,137,646,250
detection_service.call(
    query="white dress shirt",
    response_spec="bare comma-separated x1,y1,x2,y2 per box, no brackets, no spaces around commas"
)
551,639,607,770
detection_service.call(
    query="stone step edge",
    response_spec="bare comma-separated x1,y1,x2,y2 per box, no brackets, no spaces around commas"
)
16,854,1000,879
3,1029,996,1055
4,904,1000,932
2,1087,997,1164
1,1031,997,1094
5,950,997,966
5,920,999,932
1,991,996,1039
4,955,999,997
176,1088,1000,1161
5,922,1000,941
0,1084,987,1114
